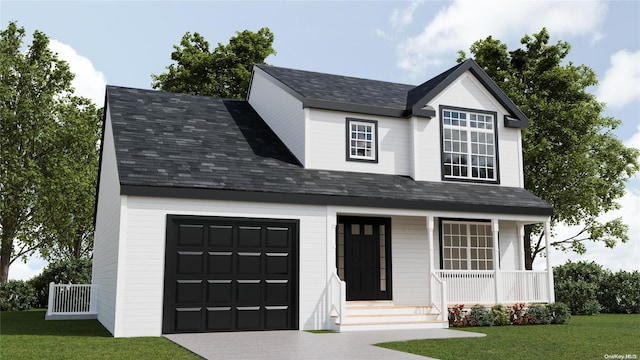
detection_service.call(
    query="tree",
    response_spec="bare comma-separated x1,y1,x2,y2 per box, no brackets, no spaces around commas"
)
458,29,640,269
0,22,101,282
151,28,276,99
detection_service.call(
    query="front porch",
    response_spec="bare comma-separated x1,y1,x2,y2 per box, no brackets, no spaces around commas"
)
327,211,555,331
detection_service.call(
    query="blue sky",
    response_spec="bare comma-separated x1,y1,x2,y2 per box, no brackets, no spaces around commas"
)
2,0,639,279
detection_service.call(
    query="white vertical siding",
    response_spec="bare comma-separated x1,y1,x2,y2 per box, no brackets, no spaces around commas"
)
498,221,519,271
248,68,306,166
390,216,429,305
421,72,523,187
114,198,329,337
306,109,411,175
92,107,121,335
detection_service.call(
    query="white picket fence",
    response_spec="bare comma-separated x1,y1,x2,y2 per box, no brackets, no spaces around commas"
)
46,282,98,320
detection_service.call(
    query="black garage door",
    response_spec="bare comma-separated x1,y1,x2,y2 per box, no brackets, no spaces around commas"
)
162,215,298,333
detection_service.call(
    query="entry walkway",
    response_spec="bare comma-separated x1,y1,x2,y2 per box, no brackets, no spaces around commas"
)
164,328,485,360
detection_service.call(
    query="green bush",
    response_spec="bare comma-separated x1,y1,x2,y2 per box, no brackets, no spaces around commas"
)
598,270,640,314
468,305,492,326
554,261,604,315
527,304,551,324
0,280,36,311
547,302,571,324
491,304,510,326
29,258,92,308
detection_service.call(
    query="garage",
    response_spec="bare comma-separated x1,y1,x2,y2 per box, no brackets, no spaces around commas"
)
162,215,299,333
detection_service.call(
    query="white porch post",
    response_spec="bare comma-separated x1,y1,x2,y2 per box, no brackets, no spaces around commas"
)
517,223,526,270
544,220,555,303
492,219,502,304
426,216,435,306
326,208,337,279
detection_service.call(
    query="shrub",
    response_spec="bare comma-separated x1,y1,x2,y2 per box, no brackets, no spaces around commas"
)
29,258,92,308
468,305,492,326
448,304,468,327
547,302,571,324
0,280,36,311
511,303,536,325
491,304,510,326
527,304,551,324
598,270,640,314
554,261,604,315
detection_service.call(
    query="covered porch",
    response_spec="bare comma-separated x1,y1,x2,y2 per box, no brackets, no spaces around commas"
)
326,208,554,331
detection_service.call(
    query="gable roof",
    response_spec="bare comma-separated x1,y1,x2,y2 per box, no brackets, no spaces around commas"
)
105,86,551,216
254,59,529,127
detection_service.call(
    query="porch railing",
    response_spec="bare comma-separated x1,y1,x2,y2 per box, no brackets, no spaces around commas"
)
430,272,447,322
329,273,346,325
435,270,550,304
46,282,98,317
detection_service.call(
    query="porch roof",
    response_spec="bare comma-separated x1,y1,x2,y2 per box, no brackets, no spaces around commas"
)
104,86,552,216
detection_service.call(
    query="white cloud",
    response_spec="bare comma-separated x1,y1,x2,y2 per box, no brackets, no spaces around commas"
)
49,40,107,106
8,253,48,281
597,49,640,109
396,0,608,78
390,0,424,30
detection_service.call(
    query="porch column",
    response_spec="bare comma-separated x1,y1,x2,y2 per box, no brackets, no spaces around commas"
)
492,219,502,304
427,216,435,271
517,223,526,270
544,220,555,303
326,209,337,279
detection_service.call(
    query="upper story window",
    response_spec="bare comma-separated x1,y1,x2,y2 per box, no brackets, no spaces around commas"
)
441,107,498,183
346,118,378,162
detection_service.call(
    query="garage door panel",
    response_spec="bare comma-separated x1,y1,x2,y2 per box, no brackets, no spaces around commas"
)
176,280,203,303
236,252,261,274
238,226,261,248
164,216,298,334
175,308,203,332
177,251,204,274
266,227,289,248
208,252,232,274
207,280,232,302
208,225,233,247
265,280,289,303
236,307,261,330
206,307,232,330
178,224,204,246
265,253,289,274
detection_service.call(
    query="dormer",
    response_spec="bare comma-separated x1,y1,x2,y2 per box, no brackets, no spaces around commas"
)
247,60,530,188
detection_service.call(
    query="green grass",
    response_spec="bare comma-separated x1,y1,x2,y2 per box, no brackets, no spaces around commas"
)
0,309,201,360
305,329,338,334
377,314,640,360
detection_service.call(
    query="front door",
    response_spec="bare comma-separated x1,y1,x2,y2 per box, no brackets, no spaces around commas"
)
338,217,391,301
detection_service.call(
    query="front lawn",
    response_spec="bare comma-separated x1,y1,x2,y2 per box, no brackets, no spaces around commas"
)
0,309,201,360
377,314,640,360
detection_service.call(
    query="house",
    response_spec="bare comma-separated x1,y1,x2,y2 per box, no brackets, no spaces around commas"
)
92,59,554,337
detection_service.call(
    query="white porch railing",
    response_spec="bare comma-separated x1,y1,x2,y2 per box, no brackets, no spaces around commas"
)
430,272,447,322
46,283,98,319
435,270,549,305
329,273,346,324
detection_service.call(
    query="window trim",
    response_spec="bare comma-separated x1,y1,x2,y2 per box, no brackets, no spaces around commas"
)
438,218,494,271
345,118,379,163
439,106,500,184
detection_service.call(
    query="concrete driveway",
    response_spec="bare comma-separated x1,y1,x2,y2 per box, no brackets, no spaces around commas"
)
164,328,485,360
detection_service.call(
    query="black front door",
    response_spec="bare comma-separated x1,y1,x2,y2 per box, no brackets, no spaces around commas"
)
338,217,391,301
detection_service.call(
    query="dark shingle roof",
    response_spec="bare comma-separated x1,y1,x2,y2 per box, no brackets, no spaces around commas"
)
105,86,551,216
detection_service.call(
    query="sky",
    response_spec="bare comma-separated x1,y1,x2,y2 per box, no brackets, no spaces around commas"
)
2,0,639,280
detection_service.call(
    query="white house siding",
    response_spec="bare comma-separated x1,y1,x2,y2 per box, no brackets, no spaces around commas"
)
420,72,523,187
248,68,306,166
113,197,329,337
390,216,430,305
305,108,411,175
91,108,122,335
498,221,520,270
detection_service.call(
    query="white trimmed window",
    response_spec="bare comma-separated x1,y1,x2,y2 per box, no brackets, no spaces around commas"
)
442,109,497,181
347,119,377,162
441,221,494,270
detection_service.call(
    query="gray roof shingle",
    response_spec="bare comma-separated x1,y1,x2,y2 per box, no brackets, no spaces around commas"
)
105,85,551,216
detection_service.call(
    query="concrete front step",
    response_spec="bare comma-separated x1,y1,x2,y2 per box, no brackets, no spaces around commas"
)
337,301,448,331
339,320,448,331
